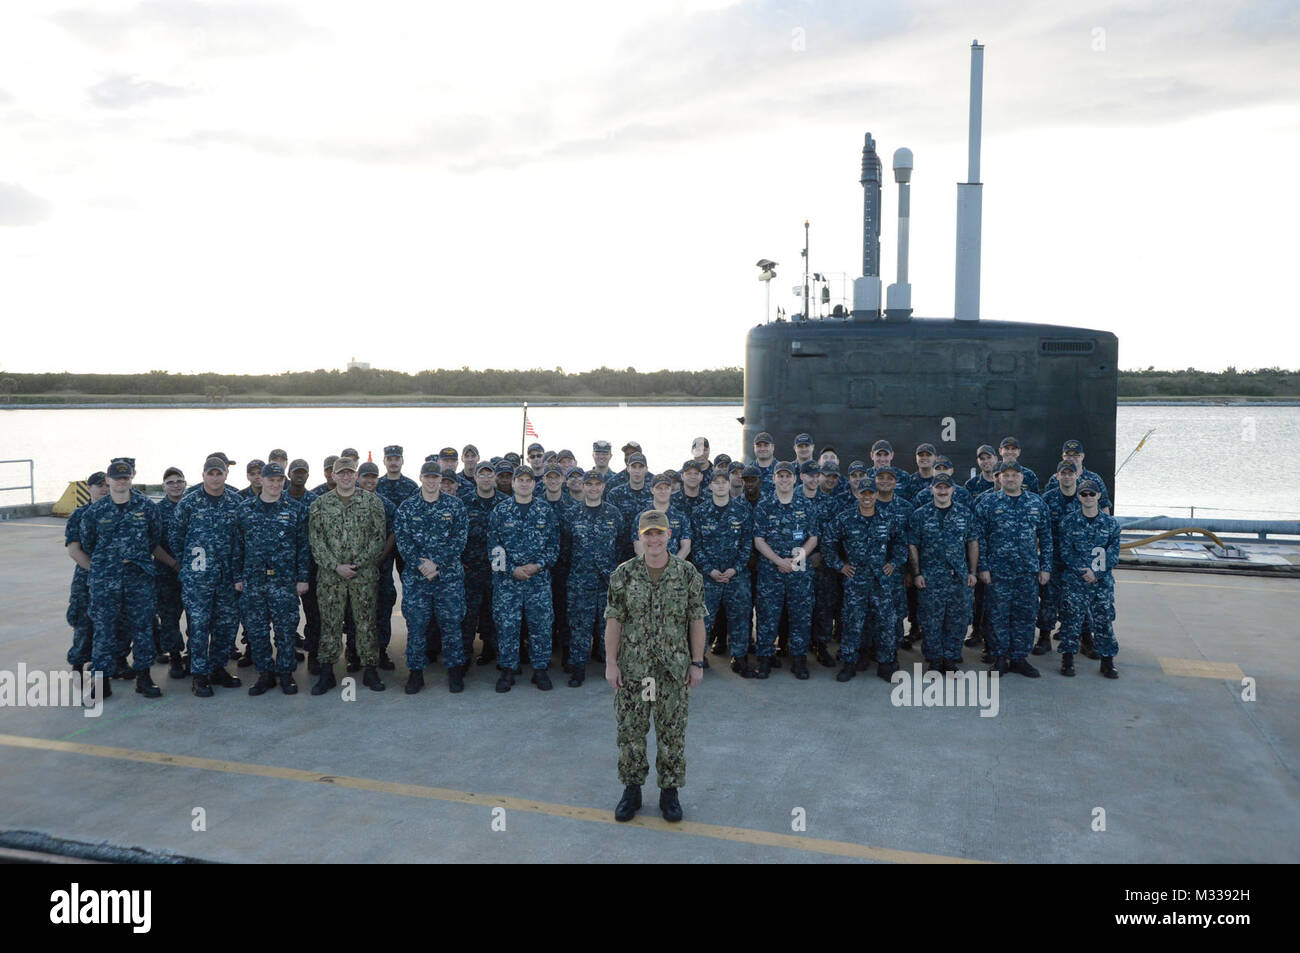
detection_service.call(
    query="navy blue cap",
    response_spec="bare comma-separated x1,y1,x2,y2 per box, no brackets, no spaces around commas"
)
262,462,287,478
915,443,936,455
848,460,867,474
753,432,773,444
774,460,795,475
543,463,563,477
106,460,133,478
557,449,575,461
872,466,900,481
1056,460,1078,474
931,472,954,487
621,441,641,453
494,460,514,473
420,461,442,477
933,455,953,469
680,459,703,472
567,466,585,478
799,460,820,475
246,459,266,473
794,433,813,446
626,452,647,466
821,461,840,475
583,469,605,483
1077,479,1101,494
87,471,107,486
999,436,1020,449
651,473,672,488
713,453,732,467
976,444,997,457
857,477,878,493
475,461,496,474
439,447,458,459
504,452,521,465
513,466,536,479
996,460,1023,474
729,462,746,475
871,440,892,453
1063,439,1084,454
741,465,759,479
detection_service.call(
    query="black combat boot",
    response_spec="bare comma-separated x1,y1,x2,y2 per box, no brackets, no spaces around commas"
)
813,642,835,668
135,671,161,698
614,784,642,822
992,656,1011,675
531,668,552,691
378,650,396,671
346,647,362,673
1060,652,1075,677
659,787,683,823
1010,657,1041,678
790,655,810,680
280,672,298,694
191,674,212,698
236,646,254,668
476,644,497,666
730,657,756,679
1100,656,1118,679
835,662,857,682
112,657,133,679
567,668,586,688
168,653,188,680
308,652,321,675
876,659,899,681
755,656,772,680
248,671,277,696
495,668,515,693
209,666,242,688
404,668,425,694
1032,628,1052,655
310,664,337,696
362,666,386,692
448,665,465,694
90,672,112,700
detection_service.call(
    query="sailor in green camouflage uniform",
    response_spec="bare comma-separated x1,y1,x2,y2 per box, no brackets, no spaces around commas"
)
605,509,707,824
307,455,389,694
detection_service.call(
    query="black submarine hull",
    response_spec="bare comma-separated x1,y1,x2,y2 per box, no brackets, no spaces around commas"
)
743,317,1119,496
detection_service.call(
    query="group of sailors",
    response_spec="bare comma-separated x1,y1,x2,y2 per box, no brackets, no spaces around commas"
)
63,430,1122,701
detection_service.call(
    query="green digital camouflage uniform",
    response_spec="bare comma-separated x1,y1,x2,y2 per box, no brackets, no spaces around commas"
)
308,488,388,666
604,554,705,789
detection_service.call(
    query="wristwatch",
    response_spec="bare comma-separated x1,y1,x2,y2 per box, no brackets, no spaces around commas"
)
690,660,706,669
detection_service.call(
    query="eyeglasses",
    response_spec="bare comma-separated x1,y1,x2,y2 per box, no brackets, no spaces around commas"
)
1078,491,1098,497
164,479,185,486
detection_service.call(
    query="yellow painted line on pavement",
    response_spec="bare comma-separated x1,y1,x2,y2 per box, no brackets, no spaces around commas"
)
0,732,985,864
1157,658,1246,680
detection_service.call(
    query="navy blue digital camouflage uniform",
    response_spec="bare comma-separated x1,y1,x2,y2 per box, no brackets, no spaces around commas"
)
822,504,907,664
459,487,508,659
1040,487,1083,634
965,473,997,498
976,490,1052,661
908,501,978,663
563,499,624,667
154,496,188,659
235,496,309,674
64,502,95,667
914,483,975,510
1044,467,1111,510
396,490,470,670
752,494,820,657
80,491,163,675
537,491,578,658
607,481,654,563
1058,509,1121,657
488,497,560,670
169,487,243,676
875,490,916,644
691,497,753,659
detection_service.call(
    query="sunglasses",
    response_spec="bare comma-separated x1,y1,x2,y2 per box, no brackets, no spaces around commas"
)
1079,491,1098,497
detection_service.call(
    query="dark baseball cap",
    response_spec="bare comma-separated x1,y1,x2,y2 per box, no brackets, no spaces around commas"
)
289,459,309,473
933,456,953,469
384,445,404,457
1063,439,1085,454
996,460,1023,473
753,432,773,444
857,477,878,493
999,436,1020,449
246,458,266,473
626,453,647,466
741,465,759,479
871,440,892,453
729,462,746,475
268,448,288,461
262,462,287,478
512,466,536,479
713,453,732,468
357,461,379,477
848,460,867,475
593,439,611,452
87,471,107,486
1056,460,1079,474
915,443,936,455
931,472,954,487
527,443,544,454
543,463,563,477
872,466,899,481
774,460,795,475
799,460,820,475
332,456,358,473
583,470,605,483
794,433,813,446
622,441,641,453
162,467,184,481
106,461,133,478
202,455,228,473
340,448,359,459
462,444,479,456
420,460,441,477
494,460,514,473
557,449,575,461
680,459,702,473
976,444,996,457
504,452,521,465
439,447,458,459
323,455,339,469
206,452,233,466
821,461,840,475
637,510,670,535
475,461,496,474
1078,479,1101,494
651,473,672,488
713,467,734,482
567,466,585,478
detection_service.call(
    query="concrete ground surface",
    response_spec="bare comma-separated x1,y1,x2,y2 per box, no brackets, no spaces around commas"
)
1,516,1297,863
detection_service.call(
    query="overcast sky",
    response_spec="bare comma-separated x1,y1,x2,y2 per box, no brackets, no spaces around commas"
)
2,0,1298,375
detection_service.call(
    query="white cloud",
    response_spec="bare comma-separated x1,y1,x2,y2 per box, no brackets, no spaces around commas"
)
0,182,53,225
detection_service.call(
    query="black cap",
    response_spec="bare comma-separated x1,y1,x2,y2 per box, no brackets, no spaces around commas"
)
915,443,936,455
626,452,647,466
729,462,746,475
513,466,536,479
821,461,840,475
162,467,184,481
262,462,287,478
1078,479,1101,494
999,436,1020,449
289,459,309,473
384,445,403,457
996,460,1023,474
713,453,732,468
680,459,703,472
799,460,820,475
357,461,379,477
1056,460,1078,474
420,461,441,477
741,465,759,479
494,460,514,473
651,473,672,488
207,452,234,466
848,460,867,474
1063,439,1085,454
106,461,132,478
931,472,954,487
753,432,773,444
87,471,107,486
583,470,605,483
246,458,266,472
439,447,458,459
475,461,496,474
794,433,813,446
871,440,892,453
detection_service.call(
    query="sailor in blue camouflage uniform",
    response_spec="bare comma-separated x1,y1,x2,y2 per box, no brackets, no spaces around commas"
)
749,431,777,491
633,473,691,558
976,460,1052,677
239,460,265,500
691,468,755,677
395,460,470,694
1058,479,1122,678
589,439,616,485
794,460,835,667
867,440,914,500
912,456,975,509
459,461,508,665
376,445,419,509
488,466,561,692
1043,439,1112,513
358,461,400,669
672,459,709,518
64,471,109,676
752,461,820,680
458,444,481,493
562,469,624,685
170,454,246,695
607,452,654,563
233,463,309,695
907,473,979,671
536,462,578,665
812,461,848,661
155,467,191,678
870,466,916,652
310,455,338,497
1036,459,1083,655
998,436,1040,494
284,459,321,670
823,477,907,681
80,460,169,699
908,443,939,500
965,444,999,498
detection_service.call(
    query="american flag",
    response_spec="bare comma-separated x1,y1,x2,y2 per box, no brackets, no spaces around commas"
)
524,412,539,439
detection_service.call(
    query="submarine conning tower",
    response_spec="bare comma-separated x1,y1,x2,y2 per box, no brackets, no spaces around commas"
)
743,40,1120,497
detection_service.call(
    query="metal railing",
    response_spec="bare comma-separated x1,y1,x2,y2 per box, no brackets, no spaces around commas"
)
0,459,35,505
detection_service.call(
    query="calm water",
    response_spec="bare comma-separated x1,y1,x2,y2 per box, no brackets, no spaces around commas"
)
2,404,1297,520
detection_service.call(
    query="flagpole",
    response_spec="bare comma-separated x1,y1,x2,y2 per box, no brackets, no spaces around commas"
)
521,402,527,458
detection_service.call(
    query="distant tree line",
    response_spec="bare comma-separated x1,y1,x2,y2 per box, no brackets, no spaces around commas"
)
1,366,1297,400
